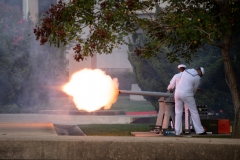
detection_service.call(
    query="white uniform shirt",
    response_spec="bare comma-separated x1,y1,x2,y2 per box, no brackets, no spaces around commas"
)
167,72,182,91
175,69,201,96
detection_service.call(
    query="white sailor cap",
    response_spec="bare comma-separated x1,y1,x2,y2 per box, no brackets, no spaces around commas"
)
178,64,187,69
200,67,205,75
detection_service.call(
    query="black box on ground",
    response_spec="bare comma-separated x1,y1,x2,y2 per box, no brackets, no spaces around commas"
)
201,119,218,134
163,129,175,136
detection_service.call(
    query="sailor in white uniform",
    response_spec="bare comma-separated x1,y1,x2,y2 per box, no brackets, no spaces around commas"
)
174,67,206,135
167,64,191,134
167,64,187,91
151,64,187,134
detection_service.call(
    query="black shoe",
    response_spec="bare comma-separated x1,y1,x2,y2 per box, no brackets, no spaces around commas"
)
156,131,163,135
150,128,161,133
198,132,207,135
175,135,182,137
156,129,163,135
180,132,190,135
150,126,162,133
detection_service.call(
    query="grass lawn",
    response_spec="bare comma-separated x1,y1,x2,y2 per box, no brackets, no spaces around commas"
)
110,95,155,112
79,124,152,136
79,124,233,138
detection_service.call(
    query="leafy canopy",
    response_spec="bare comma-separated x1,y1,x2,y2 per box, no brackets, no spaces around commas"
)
139,0,240,62
34,0,159,61
34,0,240,63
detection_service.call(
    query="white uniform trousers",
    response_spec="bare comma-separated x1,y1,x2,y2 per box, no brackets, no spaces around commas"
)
183,104,189,131
174,92,204,135
185,108,194,131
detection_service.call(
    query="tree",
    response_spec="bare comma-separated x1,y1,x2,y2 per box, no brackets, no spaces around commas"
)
34,0,240,137
0,2,68,111
128,36,178,109
129,38,238,120
0,2,32,106
141,0,240,138
14,41,68,108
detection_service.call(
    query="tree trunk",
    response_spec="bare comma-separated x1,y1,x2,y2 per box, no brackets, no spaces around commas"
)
221,47,240,138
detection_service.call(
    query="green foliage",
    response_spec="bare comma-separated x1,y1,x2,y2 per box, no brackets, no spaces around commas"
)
191,46,236,119
34,0,155,61
128,33,179,108
140,0,240,63
34,0,240,62
129,37,239,119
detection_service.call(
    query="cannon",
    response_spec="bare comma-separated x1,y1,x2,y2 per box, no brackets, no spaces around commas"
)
119,90,175,133
119,90,173,98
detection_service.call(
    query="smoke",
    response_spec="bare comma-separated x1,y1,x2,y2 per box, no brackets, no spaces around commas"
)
0,2,68,112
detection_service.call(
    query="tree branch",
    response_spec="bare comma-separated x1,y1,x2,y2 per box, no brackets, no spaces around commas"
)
194,26,223,48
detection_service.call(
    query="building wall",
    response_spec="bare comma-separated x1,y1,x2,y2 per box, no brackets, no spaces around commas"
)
28,0,38,22
67,47,133,78
66,28,133,77
67,52,92,78
96,46,132,69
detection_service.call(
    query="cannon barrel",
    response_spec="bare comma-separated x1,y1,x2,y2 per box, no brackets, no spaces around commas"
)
119,90,173,98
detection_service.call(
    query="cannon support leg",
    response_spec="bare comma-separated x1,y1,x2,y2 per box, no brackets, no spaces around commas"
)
162,102,175,129
155,97,165,127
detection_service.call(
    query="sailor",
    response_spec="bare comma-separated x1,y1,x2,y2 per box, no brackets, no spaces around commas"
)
174,67,207,135
167,64,187,91
151,64,187,134
167,64,192,134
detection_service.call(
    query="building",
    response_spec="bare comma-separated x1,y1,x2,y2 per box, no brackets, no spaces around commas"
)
0,0,57,22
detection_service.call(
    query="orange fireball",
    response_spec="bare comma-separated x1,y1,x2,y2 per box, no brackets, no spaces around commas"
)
62,68,119,112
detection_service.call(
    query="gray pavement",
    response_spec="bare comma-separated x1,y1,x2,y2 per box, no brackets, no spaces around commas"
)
0,114,240,160
0,113,152,125
0,114,56,137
